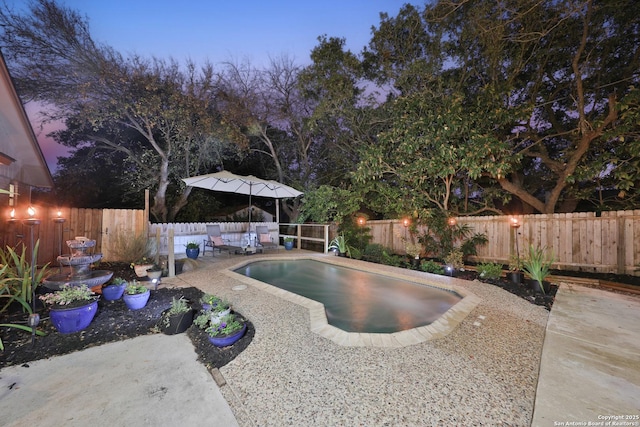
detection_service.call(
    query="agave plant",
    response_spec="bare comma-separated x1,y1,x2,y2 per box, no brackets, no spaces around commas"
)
0,262,46,350
0,241,50,309
328,234,350,256
522,244,555,293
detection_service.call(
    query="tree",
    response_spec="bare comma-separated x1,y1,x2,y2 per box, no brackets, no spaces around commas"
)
361,0,640,214
53,146,139,208
216,56,312,221
0,0,237,221
353,89,514,216
299,36,386,187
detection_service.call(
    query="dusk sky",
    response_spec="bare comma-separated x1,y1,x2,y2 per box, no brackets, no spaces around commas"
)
11,0,423,172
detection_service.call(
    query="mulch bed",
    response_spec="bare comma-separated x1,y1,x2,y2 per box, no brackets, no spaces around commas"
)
0,262,253,370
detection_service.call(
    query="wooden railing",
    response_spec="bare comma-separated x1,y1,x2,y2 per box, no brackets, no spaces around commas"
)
278,223,331,253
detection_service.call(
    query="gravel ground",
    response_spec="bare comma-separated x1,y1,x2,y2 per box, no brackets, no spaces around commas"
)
167,253,549,426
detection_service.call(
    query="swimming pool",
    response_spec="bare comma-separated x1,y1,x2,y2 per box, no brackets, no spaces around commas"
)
234,258,463,333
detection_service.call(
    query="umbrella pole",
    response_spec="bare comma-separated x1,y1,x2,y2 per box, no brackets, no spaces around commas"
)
248,184,252,241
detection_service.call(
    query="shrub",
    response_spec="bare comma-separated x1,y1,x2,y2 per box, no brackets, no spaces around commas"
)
417,211,488,260
477,262,503,280
420,260,445,274
362,244,386,264
381,251,402,267
107,228,154,263
0,241,50,307
443,248,464,270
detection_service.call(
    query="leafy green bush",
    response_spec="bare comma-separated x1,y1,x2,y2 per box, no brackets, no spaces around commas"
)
348,246,362,260
417,211,488,260
381,251,402,267
362,243,386,264
420,260,445,274
443,248,464,270
477,262,503,280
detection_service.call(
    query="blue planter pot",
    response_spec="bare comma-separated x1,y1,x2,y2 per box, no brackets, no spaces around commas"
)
186,247,200,259
102,284,126,301
284,241,294,250
123,290,150,310
50,300,98,334
207,323,247,347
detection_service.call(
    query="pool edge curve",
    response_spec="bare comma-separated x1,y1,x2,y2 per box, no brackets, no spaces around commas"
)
224,254,481,348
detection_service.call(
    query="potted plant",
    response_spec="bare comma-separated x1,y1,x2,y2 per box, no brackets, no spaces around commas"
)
508,253,524,284
158,296,194,335
185,242,200,259
123,281,150,310
39,284,99,334
201,293,222,310
131,257,154,277
522,244,555,294
283,236,295,251
102,277,127,301
194,311,247,347
328,234,350,257
210,298,231,322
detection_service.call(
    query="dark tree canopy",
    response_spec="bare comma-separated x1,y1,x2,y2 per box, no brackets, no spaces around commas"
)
0,0,239,221
2,0,639,223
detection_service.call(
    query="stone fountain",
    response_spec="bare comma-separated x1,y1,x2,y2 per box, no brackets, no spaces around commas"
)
43,236,113,290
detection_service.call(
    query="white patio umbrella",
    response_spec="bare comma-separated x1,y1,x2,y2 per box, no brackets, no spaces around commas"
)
182,170,303,229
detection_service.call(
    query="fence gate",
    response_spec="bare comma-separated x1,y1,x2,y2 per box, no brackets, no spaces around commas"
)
100,209,147,261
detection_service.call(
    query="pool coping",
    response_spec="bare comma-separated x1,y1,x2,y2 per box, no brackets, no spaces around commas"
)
223,254,481,348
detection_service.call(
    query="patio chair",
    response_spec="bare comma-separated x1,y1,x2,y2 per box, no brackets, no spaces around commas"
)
203,225,241,256
256,225,278,252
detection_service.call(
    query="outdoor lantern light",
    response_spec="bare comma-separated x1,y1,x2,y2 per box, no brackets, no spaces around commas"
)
510,216,522,265
54,210,66,267
8,208,16,223
448,217,457,227
402,218,410,227
357,217,366,226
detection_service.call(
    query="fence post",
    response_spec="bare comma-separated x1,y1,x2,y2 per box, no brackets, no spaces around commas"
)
154,227,161,266
388,221,394,250
617,215,626,274
296,224,302,249
324,225,329,254
168,228,175,277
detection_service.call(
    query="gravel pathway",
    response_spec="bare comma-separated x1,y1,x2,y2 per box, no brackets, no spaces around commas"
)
167,252,549,426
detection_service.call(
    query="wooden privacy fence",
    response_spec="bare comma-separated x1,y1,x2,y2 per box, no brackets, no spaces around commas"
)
0,206,147,265
366,210,640,276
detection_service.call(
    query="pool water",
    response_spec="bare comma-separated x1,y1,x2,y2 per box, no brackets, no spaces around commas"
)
234,259,462,333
